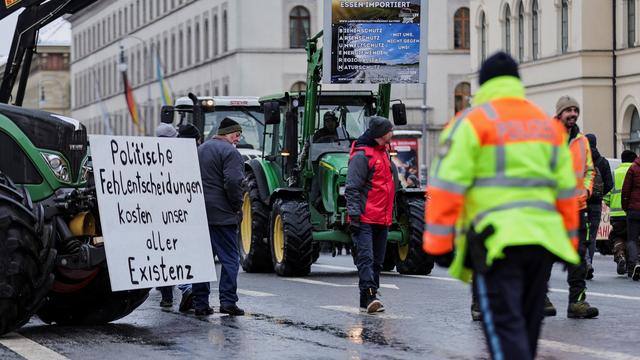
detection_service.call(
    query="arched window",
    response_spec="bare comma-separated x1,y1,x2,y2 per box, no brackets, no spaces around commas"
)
518,1,524,62
454,82,471,113
561,0,569,53
630,106,640,153
504,5,511,54
291,81,306,92
480,11,487,62
222,10,228,52
454,7,470,50
629,0,636,47
532,0,539,59
290,6,310,48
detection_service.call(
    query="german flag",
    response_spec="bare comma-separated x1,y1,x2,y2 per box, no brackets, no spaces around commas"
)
122,71,143,133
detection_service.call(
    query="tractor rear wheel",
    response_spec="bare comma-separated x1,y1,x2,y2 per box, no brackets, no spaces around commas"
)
0,172,55,335
239,172,273,272
395,197,434,275
269,198,314,277
37,266,149,325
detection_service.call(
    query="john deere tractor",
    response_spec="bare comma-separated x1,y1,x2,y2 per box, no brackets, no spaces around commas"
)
239,31,432,276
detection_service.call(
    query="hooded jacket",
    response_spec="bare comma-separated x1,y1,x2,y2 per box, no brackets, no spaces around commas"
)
345,131,395,226
621,156,640,212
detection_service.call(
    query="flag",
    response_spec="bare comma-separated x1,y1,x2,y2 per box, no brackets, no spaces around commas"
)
122,70,143,133
155,50,173,106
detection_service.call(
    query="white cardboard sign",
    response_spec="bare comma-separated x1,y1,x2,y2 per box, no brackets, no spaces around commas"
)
89,135,216,291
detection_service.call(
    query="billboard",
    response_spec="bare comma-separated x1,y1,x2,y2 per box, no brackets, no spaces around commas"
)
323,0,428,84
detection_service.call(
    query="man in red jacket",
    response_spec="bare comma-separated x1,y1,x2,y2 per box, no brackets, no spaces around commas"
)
621,156,640,280
345,116,395,313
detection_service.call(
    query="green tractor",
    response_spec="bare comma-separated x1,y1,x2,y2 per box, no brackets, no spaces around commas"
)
239,32,432,276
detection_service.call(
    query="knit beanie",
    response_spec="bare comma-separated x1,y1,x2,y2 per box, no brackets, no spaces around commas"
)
368,116,393,139
155,123,178,137
556,96,580,116
178,123,201,139
478,51,520,85
217,117,243,135
622,150,637,163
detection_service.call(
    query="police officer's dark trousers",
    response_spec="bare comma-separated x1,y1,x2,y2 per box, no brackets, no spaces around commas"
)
353,223,388,291
567,209,588,303
473,246,554,360
192,224,240,309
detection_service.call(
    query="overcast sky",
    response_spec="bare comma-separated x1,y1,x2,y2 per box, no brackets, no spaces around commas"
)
0,11,71,64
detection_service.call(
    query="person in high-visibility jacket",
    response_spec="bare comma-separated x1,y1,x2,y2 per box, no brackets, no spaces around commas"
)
423,52,580,360
604,150,637,275
544,96,599,319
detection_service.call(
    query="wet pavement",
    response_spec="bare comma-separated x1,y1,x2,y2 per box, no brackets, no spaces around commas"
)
2,253,640,359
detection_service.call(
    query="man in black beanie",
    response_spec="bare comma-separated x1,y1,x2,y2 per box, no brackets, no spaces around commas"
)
345,116,394,313
424,51,581,360
191,117,245,316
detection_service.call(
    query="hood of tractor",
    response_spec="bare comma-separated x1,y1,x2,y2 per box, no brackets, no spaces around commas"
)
318,153,349,177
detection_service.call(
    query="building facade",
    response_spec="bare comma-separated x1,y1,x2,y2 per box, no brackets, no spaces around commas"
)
470,0,640,157
69,0,471,158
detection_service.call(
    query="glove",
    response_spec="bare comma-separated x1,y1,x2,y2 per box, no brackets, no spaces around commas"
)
434,251,454,268
349,216,361,235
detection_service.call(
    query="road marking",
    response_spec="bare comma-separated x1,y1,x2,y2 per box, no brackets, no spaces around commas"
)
285,278,352,287
0,332,69,360
549,288,640,301
382,272,459,282
237,289,276,297
379,284,399,290
320,305,412,319
313,264,357,271
539,339,640,360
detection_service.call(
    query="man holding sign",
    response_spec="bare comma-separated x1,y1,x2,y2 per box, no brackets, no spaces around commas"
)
192,118,245,316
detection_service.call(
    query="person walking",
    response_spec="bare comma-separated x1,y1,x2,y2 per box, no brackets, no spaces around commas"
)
423,52,580,360
191,117,245,316
605,150,637,275
345,116,395,314
584,133,613,279
621,150,640,280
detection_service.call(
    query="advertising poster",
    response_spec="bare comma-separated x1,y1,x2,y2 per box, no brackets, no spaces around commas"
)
391,137,420,188
323,0,428,84
89,135,217,291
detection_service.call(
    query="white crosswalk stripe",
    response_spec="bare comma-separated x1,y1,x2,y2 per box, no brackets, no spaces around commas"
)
0,333,70,360
319,305,412,319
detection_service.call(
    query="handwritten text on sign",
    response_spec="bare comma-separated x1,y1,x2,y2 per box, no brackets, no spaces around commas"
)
89,135,216,291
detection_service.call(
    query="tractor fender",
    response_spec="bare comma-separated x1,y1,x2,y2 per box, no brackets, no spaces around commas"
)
269,188,305,206
245,159,270,203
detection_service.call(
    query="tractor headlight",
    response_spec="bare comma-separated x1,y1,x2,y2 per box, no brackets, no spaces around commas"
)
80,156,92,183
41,152,70,182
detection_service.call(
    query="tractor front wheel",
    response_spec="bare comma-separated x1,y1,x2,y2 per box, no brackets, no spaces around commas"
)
269,198,314,277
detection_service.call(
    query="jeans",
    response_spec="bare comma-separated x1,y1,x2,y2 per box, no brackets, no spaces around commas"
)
192,224,240,309
474,246,554,360
352,223,388,291
587,203,602,264
626,210,640,269
567,209,589,303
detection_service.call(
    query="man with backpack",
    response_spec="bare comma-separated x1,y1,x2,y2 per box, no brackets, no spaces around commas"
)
585,134,613,279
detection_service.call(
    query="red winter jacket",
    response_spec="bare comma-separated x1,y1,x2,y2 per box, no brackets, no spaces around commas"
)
622,156,640,211
345,135,395,226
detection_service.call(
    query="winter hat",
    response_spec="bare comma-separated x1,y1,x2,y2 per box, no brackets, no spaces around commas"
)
478,51,520,85
155,123,178,137
556,96,580,117
178,123,201,139
585,133,597,149
368,116,393,139
217,117,243,135
622,150,637,163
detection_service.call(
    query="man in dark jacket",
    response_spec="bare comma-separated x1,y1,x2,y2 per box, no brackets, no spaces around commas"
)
313,111,339,143
585,134,613,279
621,155,640,280
345,116,394,313
192,117,245,316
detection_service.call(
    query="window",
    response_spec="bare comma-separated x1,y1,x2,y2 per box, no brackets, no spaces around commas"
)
454,7,470,50
195,22,201,63
171,33,176,72
518,1,524,62
454,82,471,113
187,26,192,66
204,18,210,59
213,14,219,56
629,0,636,47
561,0,569,53
504,5,511,54
290,81,306,92
289,6,311,48
223,83,229,96
163,37,169,73
532,0,539,59
480,11,487,62
222,9,228,52
179,30,184,69
630,106,640,154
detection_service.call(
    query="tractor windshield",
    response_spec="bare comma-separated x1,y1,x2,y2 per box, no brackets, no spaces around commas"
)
315,104,369,142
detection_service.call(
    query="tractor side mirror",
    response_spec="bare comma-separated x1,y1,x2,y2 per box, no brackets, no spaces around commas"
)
392,103,407,126
263,101,281,125
160,105,174,124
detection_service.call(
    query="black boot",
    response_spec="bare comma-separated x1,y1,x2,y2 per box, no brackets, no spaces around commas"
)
360,288,382,314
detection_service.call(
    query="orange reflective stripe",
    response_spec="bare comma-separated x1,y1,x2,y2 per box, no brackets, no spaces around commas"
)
423,232,454,255
556,197,579,237
425,187,464,226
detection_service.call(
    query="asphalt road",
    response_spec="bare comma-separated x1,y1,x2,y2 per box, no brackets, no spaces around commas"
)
1,253,639,360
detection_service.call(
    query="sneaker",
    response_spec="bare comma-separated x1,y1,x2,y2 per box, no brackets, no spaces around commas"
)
616,257,627,275
194,306,214,316
360,288,382,314
567,301,599,319
376,303,385,313
179,289,193,313
632,265,640,281
219,304,245,316
159,299,173,308
470,300,482,321
586,263,594,280
544,295,557,317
